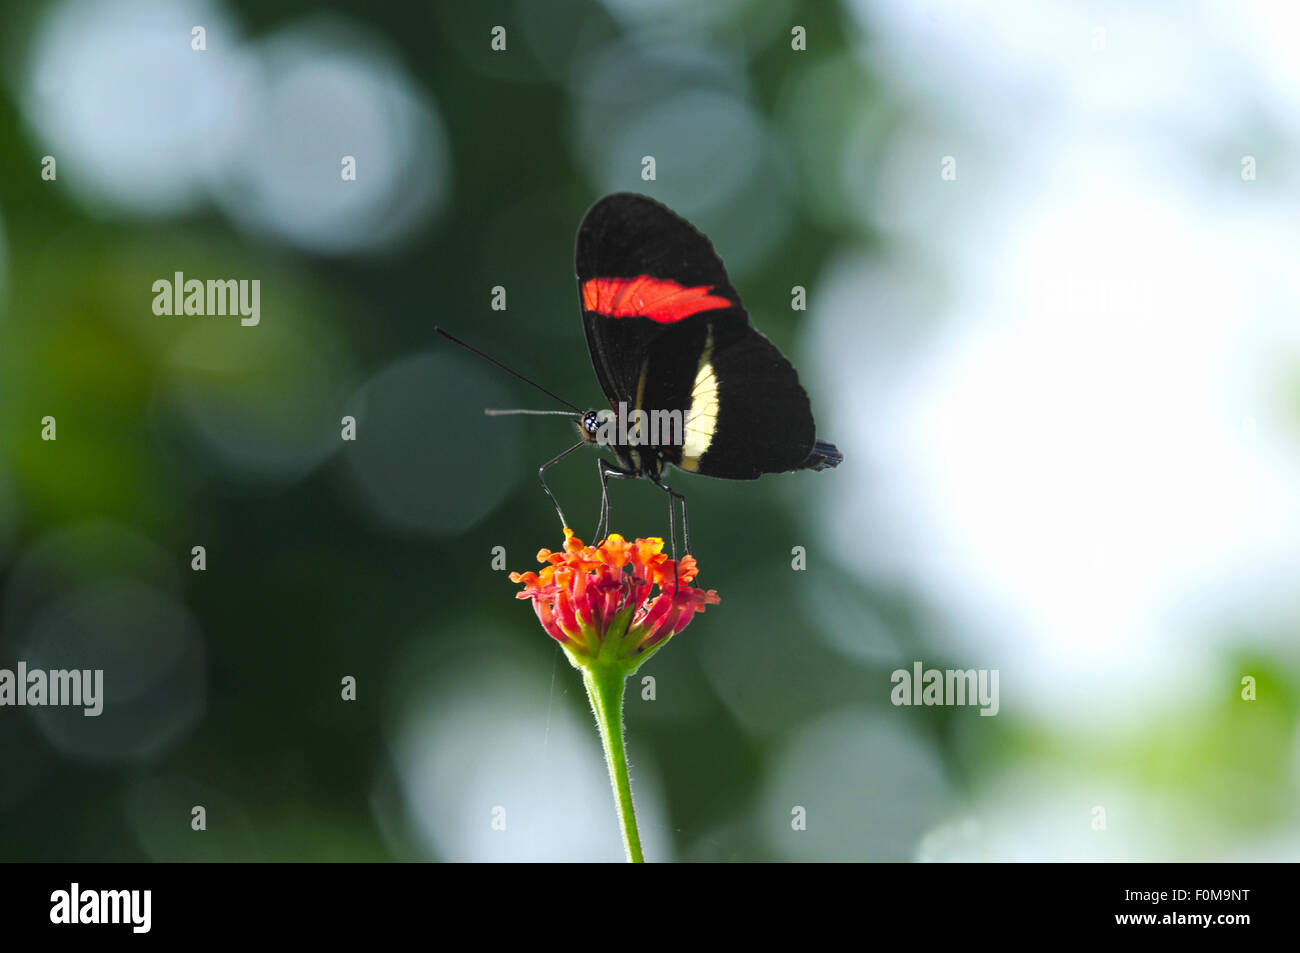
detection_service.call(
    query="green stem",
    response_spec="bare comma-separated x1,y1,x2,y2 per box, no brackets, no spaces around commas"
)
583,665,644,863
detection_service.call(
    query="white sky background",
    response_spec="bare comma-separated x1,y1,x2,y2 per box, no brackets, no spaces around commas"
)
811,0,1300,719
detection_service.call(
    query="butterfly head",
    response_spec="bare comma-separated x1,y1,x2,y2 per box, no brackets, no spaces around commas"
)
578,409,602,444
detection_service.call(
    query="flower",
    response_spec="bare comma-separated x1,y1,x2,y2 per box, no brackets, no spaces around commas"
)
509,528,719,862
509,528,720,671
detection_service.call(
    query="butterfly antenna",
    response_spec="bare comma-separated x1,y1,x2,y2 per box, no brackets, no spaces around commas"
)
435,326,582,413
484,409,578,417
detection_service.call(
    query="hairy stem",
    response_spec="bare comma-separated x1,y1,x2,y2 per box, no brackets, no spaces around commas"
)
583,665,643,863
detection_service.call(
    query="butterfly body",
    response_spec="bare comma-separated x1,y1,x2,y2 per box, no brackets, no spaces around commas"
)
569,193,842,546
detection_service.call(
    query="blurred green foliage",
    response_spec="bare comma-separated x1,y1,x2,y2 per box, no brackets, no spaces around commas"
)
1,0,1296,862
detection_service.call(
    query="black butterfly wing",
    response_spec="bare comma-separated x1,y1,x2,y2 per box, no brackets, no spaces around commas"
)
642,314,817,479
575,192,828,479
576,193,743,406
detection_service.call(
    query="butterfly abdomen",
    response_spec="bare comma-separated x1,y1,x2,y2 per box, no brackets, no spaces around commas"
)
801,440,843,471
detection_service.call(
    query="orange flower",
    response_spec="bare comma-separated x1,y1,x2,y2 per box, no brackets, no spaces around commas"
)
509,528,720,668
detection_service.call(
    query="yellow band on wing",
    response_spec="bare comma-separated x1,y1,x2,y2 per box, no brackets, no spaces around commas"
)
680,330,718,471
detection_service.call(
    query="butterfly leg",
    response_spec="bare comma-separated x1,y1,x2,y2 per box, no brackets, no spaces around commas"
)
651,478,690,566
538,439,586,530
595,459,637,543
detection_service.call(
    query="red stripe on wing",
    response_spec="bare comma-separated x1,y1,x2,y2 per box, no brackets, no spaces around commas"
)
582,276,732,324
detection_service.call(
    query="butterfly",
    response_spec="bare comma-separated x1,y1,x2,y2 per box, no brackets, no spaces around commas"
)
439,192,840,553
